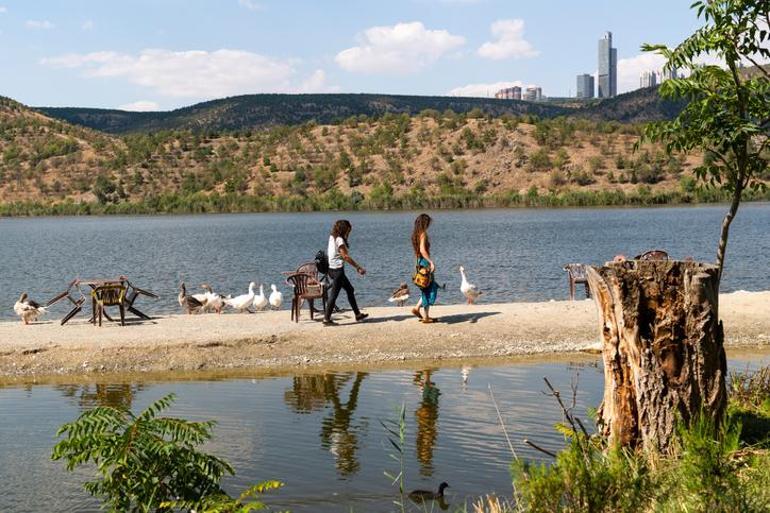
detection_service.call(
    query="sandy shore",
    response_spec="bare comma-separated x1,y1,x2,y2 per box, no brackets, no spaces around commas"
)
1,291,768,379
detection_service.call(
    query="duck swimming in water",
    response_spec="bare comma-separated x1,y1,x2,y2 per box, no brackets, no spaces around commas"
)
14,293,47,325
408,482,449,502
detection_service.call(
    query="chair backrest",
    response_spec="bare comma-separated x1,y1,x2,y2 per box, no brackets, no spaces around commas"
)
563,263,587,281
637,250,669,261
296,262,319,279
92,284,126,306
286,273,323,298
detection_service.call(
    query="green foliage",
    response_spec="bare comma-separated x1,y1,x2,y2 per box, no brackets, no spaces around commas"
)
640,0,770,279
382,403,407,513
52,394,243,512
528,148,551,172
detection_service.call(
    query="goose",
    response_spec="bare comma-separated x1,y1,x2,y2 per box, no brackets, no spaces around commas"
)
13,293,47,325
253,284,269,311
268,284,283,310
201,284,226,314
225,281,256,313
388,283,410,306
409,482,449,502
178,283,204,314
459,266,482,304
461,365,471,385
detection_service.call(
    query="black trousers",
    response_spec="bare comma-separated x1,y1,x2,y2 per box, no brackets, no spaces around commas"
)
325,267,360,320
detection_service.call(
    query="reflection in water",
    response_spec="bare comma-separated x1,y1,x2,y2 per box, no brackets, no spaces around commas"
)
284,372,368,476
414,370,440,477
56,383,144,410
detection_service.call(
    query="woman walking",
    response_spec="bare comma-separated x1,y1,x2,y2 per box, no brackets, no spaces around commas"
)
412,213,439,323
324,219,369,326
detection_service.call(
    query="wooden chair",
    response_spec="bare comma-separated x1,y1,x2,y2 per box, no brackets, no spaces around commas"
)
285,272,326,323
563,263,591,300
91,284,127,327
124,280,159,320
635,249,669,261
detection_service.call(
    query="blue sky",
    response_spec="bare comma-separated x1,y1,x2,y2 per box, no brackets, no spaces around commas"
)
0,1,701,111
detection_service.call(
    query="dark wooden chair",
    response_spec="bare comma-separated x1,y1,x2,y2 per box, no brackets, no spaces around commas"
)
124,280,158,320
285,272,326,323
635,249,669,261
563,263,591,300
91,284,127,327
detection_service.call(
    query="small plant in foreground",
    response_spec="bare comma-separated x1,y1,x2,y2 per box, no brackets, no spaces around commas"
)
52,393,281,513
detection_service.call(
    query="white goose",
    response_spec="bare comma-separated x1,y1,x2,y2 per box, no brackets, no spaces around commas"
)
268,284,283,310
14,293,47,325
225,282,256,313
253,284,269,311
201,284,226,314
459,266,482,304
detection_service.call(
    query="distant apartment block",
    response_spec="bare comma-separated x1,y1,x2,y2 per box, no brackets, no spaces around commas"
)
598,31,617,98
640,70,658,88
576,73,595,98
523,86,542,101
494,86,522,100
661,67,678,81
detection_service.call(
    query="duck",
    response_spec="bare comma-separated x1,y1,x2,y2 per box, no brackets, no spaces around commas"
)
225,281,256,313
201,284,226,314
178,283,204,314
459,266,482,304
409,482,449,502
253,284,269,311
268,284,283,310
13,293,47,325
461,365,471,385
388,283,410,306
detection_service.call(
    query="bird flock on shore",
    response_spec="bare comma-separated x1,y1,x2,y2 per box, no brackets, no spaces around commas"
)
13,267,482,323
178,281,282,315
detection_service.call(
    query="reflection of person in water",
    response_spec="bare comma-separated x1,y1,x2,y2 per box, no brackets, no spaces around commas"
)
414,370,441,477
320,372,367,476
57,383,142,410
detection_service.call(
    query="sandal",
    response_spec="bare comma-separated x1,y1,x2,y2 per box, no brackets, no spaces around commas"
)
421,317,436,324
411,308,423,320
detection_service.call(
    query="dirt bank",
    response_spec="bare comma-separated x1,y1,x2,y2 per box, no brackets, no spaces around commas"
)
1,291,767,379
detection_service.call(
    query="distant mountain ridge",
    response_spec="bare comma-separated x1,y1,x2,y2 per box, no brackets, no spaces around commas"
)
37,88,683,134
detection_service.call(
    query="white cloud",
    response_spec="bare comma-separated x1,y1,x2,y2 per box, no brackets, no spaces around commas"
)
118,100,160,112
0,6,7,14
447,80,526,98
616,53,666,93
335,21,465,74
81,19,94,30
238,0,262,11
42,49,337,99
26,20,54,30
477,19,537,60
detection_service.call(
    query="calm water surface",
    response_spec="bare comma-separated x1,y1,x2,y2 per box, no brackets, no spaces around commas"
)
1,204,769,319
1,354,769,513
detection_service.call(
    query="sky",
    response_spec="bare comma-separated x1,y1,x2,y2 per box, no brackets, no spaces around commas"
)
0,0,703,111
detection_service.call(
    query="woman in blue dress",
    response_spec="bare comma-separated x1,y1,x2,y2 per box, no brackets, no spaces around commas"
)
411,213,439,323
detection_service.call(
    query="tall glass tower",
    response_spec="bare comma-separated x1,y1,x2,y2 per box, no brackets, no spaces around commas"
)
598,32,617,98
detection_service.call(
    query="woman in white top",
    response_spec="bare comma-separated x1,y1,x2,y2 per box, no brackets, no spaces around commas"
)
324,220,368,326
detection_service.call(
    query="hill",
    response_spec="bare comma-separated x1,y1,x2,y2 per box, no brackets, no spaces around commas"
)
577,86,686,123
8,93,760,216
38,93,572,135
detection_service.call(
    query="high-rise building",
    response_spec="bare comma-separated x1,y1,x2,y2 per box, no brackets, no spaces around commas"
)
598,31,617,98
640,70,657,88
661,67,678,82
523,86,538,101
494,86,522,100
576,73,595,98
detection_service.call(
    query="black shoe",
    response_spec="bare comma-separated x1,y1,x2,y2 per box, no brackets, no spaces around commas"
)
323,319,338,326
355,313,369,322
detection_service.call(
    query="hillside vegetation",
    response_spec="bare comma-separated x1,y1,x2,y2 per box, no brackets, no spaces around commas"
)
2,95,768,215
38,87,682,135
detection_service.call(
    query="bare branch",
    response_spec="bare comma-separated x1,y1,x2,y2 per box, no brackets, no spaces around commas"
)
523,438,557,458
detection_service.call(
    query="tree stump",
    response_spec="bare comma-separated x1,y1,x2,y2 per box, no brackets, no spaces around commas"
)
586,260,727,452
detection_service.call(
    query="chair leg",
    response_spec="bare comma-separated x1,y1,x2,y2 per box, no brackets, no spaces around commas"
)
568,277,575,301
309,298,314,320
120,305,125,326
98,305,103,327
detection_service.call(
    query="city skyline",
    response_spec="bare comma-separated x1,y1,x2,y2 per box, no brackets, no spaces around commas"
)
0,1,703,110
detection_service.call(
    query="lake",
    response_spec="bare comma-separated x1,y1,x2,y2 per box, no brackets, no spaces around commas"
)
1,204,769,320
1,352,768,513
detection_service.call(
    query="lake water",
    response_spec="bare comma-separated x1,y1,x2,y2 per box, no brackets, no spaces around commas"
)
1,353,768,513
1,204,769,320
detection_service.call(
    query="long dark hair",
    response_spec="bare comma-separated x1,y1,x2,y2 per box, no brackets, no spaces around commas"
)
331,219,352,246
411,213,432,256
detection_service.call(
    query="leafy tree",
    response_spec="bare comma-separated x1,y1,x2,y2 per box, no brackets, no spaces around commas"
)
52,394,282,513
641,0,769,281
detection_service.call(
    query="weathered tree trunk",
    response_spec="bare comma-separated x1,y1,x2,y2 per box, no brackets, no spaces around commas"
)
586,260,727,453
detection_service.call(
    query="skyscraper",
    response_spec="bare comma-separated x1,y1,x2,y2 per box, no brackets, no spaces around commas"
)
576,73,595,98
598,31,617,98
640,70,657,88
